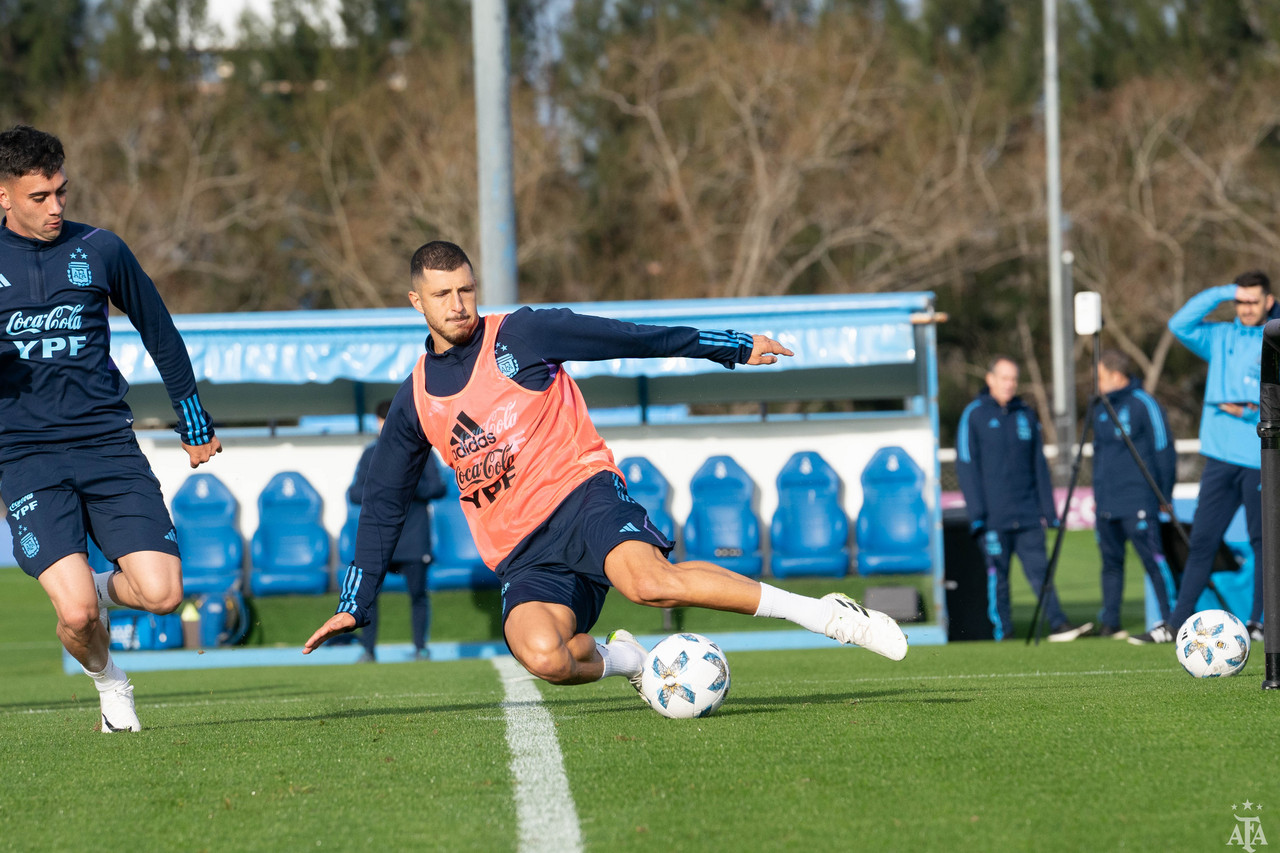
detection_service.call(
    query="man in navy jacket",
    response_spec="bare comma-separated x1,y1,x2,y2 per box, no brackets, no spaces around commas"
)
0,125,221,732
1091,350,1176,639
956,356,1092,641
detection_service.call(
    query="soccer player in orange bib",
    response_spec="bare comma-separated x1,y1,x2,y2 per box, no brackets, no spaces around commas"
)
305,241,906,691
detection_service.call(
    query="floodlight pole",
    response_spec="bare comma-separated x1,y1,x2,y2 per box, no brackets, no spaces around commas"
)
472,0,519,305
1044,0,1074,485
1257,320,1280,689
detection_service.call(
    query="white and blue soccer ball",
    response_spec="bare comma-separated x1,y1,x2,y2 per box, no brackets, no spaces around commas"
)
640,633,731,719
1175,609,1250,678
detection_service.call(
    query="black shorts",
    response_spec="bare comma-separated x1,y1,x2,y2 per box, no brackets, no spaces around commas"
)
0,437,179,578
498,471,672,639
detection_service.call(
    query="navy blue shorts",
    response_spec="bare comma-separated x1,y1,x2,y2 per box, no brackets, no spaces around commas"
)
0,437,179,578
498,471,672,639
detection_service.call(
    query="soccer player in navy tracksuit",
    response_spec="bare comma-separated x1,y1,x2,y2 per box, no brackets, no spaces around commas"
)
305,240,908,695
1132,272,1273,644
956,356,1092,642
0,126,221,732
1090,350,1176,640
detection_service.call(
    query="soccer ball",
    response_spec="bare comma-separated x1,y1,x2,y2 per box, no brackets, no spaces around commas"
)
639,633,731,719
1175,609,1250,678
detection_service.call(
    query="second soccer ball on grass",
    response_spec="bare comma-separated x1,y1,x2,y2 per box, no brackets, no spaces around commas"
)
1175,609,1250,678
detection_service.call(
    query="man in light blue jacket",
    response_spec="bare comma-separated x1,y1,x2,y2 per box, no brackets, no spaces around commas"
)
1131,271,1272,644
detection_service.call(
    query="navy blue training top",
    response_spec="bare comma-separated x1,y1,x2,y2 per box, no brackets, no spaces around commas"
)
337,307,755,624
0,219,213,463
955,390,1057,531
1091,378,1175,519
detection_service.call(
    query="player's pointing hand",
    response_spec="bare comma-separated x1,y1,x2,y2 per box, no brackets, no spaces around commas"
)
746,335,794,365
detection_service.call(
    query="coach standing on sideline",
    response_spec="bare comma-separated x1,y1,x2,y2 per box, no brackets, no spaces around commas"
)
0,126,222,732
956,356,1092,642
1132,272,1272,644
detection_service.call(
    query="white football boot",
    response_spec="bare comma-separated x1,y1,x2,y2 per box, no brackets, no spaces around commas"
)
822,593,909,661
99,678,141,733
605,629,649,697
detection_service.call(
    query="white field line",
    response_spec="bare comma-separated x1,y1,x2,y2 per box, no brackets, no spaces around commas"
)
0,667,1175,719
493,656,583,853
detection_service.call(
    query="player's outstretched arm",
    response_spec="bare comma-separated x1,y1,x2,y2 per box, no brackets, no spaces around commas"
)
303,612,357,654
745,335,794,365
182,436,223,469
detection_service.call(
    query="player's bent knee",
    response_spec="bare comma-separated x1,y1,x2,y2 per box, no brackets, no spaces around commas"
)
60,604,101,635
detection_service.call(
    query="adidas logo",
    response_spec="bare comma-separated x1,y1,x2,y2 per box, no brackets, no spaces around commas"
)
0,273,11,288
164,528,178,543
619,522,640,534
449,411,496,460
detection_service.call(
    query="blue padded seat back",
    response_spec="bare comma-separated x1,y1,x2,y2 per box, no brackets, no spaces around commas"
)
770,451,849,577
684,455,762,576
856,446,930,574
171,473,244,592
618,455,676,543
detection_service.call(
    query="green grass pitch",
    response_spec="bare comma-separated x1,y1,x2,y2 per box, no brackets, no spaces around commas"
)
1,532,1276,851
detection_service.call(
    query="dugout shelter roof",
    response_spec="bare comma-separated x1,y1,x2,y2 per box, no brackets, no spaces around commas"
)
112,292,941,428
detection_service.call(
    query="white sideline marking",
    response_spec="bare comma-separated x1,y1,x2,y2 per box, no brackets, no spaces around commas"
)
493,656,583,853
0,667,1175,719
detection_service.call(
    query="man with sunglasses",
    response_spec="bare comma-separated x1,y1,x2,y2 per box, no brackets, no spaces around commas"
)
1131,271,1273,644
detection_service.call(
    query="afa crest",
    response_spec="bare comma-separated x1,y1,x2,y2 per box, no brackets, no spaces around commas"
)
67,247,92,288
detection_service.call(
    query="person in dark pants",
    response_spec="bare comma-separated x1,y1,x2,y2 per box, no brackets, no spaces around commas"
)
1133,273,1272,644
956,356,1093,642
348,400,447,661
1090,350,1177,639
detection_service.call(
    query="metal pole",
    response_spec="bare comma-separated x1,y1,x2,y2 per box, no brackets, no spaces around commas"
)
1258,319,1280,689
471,0,519,305
1044,0,1070,484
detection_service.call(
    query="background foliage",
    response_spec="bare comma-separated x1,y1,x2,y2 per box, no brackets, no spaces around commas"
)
4,0,1280,442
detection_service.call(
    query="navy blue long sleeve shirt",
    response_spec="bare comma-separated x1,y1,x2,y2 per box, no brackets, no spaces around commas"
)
1091,379,1175,519
0,219,213,462
337,307,756,624
955,390,1056,531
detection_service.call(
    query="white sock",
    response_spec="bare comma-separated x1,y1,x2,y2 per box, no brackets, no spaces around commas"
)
754,583,831,634
84,657,129,692
597,641,644,679
92,571,117,608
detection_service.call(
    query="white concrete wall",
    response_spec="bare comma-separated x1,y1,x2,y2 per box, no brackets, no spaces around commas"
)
137,416,939,562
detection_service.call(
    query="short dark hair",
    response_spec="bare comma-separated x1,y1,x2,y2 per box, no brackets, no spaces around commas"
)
375,399,392,420
1099,349,1132,377
0,125,65,181
1235,270,1271,293
411,241,472,279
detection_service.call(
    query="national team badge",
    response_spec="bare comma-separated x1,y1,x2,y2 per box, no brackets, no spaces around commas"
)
67,247,92,287
20,531,39,559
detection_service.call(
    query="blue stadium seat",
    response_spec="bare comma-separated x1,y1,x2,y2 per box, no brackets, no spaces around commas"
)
171,473,245,595
428,477,498,591
855,446,931,574
618,456,677,545
683,455,762,577
770,451,849,578
338,498,407,593
249,472,332,596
